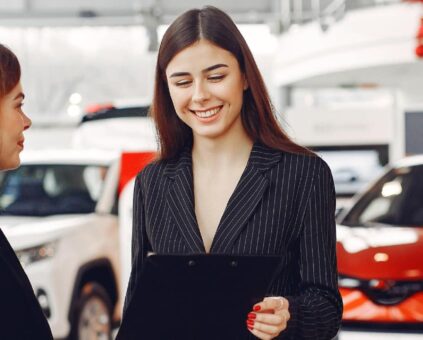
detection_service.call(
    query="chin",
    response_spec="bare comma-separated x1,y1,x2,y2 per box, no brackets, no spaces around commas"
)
193,125,227,139
0,158,20,171
194,131,224,140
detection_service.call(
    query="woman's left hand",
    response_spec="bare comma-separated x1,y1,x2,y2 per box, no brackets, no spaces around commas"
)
246,296,290,340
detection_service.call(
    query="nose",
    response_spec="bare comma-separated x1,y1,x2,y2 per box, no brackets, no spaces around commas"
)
192,81,210,104
22,112,32,131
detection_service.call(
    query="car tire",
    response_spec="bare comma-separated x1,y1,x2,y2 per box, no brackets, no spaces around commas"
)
69,282,113,340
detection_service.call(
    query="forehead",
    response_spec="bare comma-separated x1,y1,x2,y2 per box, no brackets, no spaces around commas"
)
166,39,239,74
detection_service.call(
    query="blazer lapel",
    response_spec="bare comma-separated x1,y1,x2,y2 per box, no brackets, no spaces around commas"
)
164,149,205,253
210,143,281,253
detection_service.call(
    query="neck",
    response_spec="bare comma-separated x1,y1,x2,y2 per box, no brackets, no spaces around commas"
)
192,129,253,170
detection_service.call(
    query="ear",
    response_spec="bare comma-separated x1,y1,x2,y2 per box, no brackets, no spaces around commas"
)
243,76,249,90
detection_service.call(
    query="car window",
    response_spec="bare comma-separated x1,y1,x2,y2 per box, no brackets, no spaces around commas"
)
342,165,423,227
0,164,108,217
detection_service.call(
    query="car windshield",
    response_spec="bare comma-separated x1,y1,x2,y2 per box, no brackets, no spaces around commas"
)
341,164,423,227
0,164,108,217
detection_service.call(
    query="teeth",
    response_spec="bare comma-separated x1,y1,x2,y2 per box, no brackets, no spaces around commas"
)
194,107,220,118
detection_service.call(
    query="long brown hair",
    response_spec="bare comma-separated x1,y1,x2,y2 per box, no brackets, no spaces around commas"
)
151,6,313,160
0,44,21,100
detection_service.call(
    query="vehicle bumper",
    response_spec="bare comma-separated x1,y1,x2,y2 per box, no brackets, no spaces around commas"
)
341,287,423,323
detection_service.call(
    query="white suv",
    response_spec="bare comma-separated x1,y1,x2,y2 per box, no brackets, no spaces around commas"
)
0,149,122,339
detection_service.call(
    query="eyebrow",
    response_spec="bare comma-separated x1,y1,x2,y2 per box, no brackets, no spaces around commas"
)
14,92,25,100
169,63,228,78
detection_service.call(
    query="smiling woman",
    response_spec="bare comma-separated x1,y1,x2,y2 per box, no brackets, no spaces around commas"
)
121,6,342,340
166,39,248,143
0,43,53,339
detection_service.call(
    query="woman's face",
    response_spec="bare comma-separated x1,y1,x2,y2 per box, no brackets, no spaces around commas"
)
165,39,248,141
0,81,31,170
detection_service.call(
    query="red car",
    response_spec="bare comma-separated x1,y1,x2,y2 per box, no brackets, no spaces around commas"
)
336,156,423,326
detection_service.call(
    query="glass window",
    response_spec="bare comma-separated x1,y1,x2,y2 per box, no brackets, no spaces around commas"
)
317,149,384,196
0,164,108,217
342,165,423,227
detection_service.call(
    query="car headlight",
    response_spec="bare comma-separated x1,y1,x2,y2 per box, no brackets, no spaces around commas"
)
338,275,361,288
15,241,57,267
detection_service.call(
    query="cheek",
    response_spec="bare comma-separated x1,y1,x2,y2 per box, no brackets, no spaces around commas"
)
169,89,190,112
0,134,15,170
168,92,187,123
222,79,245,103
226,89,244,110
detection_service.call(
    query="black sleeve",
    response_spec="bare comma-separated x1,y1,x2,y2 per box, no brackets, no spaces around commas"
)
122,174,152,314
282,160,343,339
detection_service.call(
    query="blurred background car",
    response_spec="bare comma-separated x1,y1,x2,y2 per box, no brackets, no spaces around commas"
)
0,150,121,340
336,155,423,330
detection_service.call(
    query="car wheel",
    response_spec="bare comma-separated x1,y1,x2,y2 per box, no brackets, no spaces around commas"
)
69,282,113,340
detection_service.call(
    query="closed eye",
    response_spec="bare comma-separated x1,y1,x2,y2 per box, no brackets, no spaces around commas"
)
16,102,24,111
174,79,192,87
208,74,225,82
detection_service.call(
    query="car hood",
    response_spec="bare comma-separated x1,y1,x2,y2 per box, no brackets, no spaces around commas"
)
0,214,95,250
337,223,423,280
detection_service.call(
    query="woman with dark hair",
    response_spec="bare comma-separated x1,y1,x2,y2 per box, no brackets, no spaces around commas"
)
0,43,53,339
124,6,342,339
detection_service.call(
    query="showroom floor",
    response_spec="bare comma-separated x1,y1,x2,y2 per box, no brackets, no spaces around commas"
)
340,330,423,339
112,329,423,339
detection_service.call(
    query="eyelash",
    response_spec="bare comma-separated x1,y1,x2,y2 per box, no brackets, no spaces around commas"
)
209,75,225,81
174,74,226,87
175,80,191,87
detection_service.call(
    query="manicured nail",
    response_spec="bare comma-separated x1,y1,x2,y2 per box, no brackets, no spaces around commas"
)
253,305,261,311
248,312,256,319
247,325,254,330
247,319,254,326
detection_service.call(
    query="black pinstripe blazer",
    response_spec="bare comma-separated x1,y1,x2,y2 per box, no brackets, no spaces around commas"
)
124,142,342,339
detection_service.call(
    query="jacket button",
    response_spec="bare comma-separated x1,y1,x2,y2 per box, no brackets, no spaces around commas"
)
188,260,196,267
230,260,238,267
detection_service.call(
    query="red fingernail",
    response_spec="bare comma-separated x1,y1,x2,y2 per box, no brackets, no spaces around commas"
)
246,319,254,326
247,325,254,330
253,305,261,311
248,312,256,319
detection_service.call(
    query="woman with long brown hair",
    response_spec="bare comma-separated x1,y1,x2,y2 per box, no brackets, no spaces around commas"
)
0,43,53,339
123,6,342,339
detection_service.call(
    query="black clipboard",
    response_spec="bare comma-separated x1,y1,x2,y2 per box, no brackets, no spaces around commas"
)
117,254,284,340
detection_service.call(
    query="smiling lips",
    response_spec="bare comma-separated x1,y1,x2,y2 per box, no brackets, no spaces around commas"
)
190,106,222,120
17,139,24,148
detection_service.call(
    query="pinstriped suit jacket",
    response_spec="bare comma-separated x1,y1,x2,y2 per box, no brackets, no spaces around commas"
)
124,142,342,339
